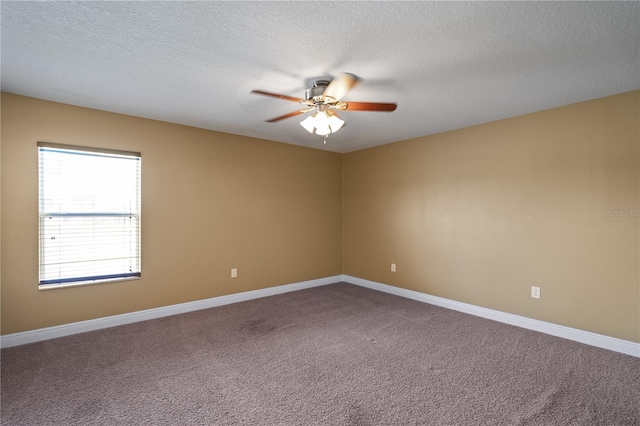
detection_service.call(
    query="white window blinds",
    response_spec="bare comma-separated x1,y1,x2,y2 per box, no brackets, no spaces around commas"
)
38,142,141,287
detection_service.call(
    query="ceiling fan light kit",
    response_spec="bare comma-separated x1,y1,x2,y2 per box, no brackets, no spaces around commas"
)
300,105,345,136
251,73,397,144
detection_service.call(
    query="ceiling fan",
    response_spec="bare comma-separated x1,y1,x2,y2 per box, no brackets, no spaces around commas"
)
251,73,397,142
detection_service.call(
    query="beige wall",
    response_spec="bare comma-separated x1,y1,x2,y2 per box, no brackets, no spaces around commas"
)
2,91,639,343
343,90,640,342
1,93,343,334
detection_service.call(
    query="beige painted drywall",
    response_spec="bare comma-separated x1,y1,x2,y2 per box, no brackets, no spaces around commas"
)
1,93,343,334
343,90,640,342
2,91,639,343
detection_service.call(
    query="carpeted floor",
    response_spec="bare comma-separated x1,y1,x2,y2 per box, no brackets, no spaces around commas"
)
2,282,639,425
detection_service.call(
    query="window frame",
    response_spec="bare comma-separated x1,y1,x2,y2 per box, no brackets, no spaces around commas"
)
37,142,142,289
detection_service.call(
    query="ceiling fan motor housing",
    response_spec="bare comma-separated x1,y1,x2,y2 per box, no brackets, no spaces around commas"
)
305,80,331,101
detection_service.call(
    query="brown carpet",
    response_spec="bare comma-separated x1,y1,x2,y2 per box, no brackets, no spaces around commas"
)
2,282,639,425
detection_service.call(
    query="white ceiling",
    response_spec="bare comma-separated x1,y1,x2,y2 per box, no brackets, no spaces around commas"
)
2,2,639,153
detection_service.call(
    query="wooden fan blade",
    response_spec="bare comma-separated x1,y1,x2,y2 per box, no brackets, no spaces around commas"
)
251,90,306,103
265,107,314,123
339,101,397,112
322,73,360,102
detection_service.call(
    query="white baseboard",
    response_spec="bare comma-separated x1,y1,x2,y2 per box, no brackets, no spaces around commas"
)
0,275,341,349
341,275,640,358
3,274,638,358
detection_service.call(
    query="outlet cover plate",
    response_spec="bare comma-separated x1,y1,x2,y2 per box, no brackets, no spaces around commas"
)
531,286,540,299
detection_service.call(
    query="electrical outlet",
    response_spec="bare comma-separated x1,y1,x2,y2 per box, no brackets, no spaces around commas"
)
231,268,237,278
531,286,540,299
391,263,396,272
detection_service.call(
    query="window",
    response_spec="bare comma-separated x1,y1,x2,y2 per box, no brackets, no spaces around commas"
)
38,142,141,288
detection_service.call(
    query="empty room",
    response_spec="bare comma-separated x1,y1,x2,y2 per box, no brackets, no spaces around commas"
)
1,2,638,425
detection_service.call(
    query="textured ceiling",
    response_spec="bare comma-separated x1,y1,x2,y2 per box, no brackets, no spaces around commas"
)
2,1,639,153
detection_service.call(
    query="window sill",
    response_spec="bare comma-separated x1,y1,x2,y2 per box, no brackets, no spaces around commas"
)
38,276,141,291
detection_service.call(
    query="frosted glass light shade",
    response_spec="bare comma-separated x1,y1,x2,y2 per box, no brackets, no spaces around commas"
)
300,111,345,135
328,115,345,132
300,115,315,133
314,111,329,127
315,124,331,136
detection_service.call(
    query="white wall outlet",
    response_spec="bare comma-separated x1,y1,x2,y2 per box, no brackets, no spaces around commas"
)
531,286,540,299
231,268,237,278
391,263,396,272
